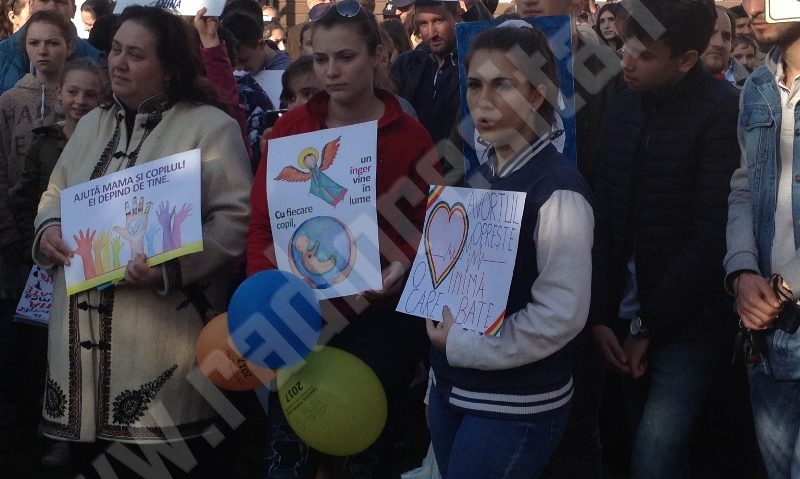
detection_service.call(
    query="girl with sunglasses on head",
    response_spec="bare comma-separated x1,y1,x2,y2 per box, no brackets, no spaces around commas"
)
426,23,593,478
247,1,439,477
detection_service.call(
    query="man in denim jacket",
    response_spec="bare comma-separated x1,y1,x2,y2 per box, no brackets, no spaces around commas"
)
725,0,800,476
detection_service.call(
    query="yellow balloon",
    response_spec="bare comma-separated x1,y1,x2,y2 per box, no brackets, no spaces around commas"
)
278,347,388,456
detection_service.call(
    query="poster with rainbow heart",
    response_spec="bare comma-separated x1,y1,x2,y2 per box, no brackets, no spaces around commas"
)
397,185,525,335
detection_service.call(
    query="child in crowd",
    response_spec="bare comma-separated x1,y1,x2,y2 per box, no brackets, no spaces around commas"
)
247,1,438,476
8,58,105,468
11,58,106,255
279,55,320,110
426,23,593,478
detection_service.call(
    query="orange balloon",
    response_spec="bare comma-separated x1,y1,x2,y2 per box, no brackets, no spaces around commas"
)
196,313,276,391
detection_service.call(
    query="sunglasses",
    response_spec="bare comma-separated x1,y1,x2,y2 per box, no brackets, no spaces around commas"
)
308,0,362,22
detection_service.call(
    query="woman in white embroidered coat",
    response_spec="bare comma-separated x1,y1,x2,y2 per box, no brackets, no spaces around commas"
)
33,6,252,447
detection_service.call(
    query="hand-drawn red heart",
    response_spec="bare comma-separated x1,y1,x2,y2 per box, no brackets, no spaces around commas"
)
425,201,468,289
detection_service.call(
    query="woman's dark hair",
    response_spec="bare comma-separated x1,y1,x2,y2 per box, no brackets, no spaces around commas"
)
311,4,382,56
116,6,218,107
280,55,314,104
593,2,621,50
380,19,411,55
22,10,73,49
465,25,560,126
81,0,112,19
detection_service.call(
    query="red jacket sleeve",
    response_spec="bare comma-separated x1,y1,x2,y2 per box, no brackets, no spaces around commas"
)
246,139,275,276
200,42,251,159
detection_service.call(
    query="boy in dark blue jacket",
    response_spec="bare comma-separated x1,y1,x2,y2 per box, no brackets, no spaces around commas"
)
590,1,745,477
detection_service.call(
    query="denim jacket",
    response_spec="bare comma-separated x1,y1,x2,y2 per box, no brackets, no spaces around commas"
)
725,47,800,379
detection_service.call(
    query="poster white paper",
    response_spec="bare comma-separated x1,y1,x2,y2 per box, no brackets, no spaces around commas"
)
113,0,225,17
397,186,526,335
60,149,203,295
14,265,53,326
766,0,800,23
266,121,382,300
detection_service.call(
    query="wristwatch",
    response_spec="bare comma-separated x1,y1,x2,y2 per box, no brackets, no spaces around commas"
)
629,314,650,338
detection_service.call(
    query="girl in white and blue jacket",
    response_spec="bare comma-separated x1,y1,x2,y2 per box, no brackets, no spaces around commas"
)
426,23,594,479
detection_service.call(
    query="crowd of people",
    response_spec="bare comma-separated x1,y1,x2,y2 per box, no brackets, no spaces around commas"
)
0,0,797,478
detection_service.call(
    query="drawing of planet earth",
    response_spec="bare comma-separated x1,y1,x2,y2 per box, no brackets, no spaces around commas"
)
289,216,357,289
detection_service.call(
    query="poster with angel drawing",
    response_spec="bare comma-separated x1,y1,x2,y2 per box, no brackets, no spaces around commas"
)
60,149,203,295
266,121,382,300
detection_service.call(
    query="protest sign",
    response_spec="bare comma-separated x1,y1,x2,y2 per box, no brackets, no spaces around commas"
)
266,121,382,300
455,15,576,182
397,185,525,335
14,265,53,326
60,149,202,295
113,0,225,16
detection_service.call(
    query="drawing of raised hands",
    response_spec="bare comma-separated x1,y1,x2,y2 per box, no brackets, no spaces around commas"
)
145,224,160,257
73,229,97,280
171,203,192,248
157,202,175,251
92,231,111,274
114,197,151,257
111,235,123,269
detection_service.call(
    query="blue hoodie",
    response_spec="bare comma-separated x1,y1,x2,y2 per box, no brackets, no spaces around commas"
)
0,26,101,95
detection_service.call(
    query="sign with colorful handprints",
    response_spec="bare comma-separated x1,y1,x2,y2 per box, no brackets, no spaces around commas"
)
266,121,382,300
60,149,203,295
397,185,526,335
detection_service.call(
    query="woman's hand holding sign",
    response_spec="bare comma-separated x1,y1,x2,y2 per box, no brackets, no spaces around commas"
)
40,225,73,266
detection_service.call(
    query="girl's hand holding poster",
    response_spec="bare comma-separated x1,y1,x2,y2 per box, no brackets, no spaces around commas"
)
60,149,203,295
397,186,525,336
266,121,382,300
